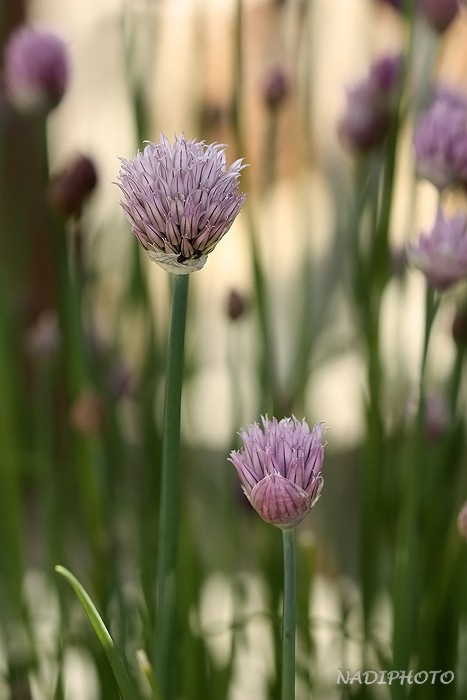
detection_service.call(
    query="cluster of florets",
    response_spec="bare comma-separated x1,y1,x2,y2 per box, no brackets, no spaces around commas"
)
116,134,247,274
229,416,326,529
413,89,467,190
409,85,467,292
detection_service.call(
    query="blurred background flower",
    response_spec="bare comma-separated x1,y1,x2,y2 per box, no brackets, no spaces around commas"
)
3,24,69,113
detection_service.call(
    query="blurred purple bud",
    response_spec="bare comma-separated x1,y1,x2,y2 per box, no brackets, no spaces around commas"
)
339,82,392,151
3,25,69,114
116,134,247,274
25,310,60,360
339,54,401,152
226,288,248,321
49,155,98,218
406,209,467,291
369,54,402,96
263,66,290,110
378,0,459,31
229,416,326,529
418,0,459,31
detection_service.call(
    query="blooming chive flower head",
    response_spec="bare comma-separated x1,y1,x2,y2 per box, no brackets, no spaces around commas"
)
116,134,247,274
229,416,325,530
406,209,467,291
3,25,69,113
413,94,467,189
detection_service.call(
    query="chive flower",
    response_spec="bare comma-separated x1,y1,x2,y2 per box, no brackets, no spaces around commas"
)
3,25,69,113
229,416,325,530
406,209,467,291
413,93,467,190
116,134,247,274
338,54,401,152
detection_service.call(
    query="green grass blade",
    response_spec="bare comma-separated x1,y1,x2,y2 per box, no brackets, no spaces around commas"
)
55,565,141,700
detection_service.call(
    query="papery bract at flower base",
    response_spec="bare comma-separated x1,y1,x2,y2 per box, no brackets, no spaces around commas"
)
229,416,326,529
3,25,69,114
116,134,247,274
406,209,467,291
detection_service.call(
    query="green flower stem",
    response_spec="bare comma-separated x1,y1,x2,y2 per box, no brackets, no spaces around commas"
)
155,273,189,700
392,287,440,684
0,292,24,611
282,528,297,700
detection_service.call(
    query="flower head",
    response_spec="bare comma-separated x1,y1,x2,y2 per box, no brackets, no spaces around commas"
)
339,54,401,152
406,209,467,291
229,416,325,529
116,134,247,274
3,25,69,113
413,92,467,189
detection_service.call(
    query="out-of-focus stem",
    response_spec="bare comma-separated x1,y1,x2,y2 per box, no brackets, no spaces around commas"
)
392,288,439,689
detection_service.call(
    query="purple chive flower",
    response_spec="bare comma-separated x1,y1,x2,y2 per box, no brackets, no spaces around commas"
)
339,54,401,152
3,25,69,113
413,94,467,189
116,134,247,274
406,209,467,291
229,416,325,530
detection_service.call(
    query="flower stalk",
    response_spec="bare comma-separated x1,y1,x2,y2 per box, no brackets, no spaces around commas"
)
392,287,440,676
155,273,189,700
282,528,296,700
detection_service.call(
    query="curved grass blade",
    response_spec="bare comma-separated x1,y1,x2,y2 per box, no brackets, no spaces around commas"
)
55,565,141,700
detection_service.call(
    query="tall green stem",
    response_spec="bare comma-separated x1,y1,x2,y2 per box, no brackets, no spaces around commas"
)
392,287,439,694
282,529,296,700
155,273,189,700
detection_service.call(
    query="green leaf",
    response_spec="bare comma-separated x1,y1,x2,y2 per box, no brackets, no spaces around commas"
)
55,565,141,700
